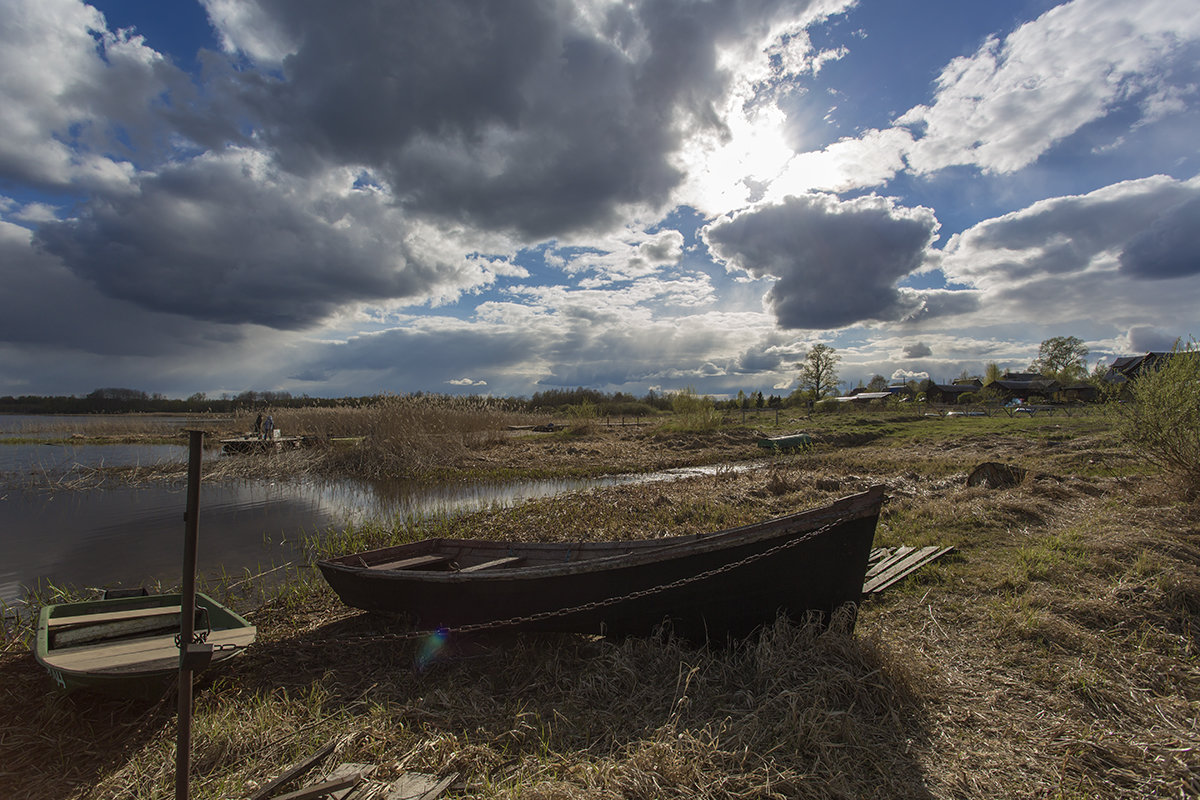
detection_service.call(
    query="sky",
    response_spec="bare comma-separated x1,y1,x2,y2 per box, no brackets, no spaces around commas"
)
2,0,1198,400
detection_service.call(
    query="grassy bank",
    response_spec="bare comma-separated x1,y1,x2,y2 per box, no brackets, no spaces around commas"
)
1,413,1197,798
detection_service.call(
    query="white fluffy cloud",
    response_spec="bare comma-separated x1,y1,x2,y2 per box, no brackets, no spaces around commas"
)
899,0,1200,175
933,174,1200,339
0,0,186,191
941,174,1200,287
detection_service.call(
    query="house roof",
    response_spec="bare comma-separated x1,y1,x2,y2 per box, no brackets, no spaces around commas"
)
835,391,892,402
928,383,976,395
1108,351,1197,378
991,378,1060,392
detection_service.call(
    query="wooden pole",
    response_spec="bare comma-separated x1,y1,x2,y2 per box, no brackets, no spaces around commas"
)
176,430,204,800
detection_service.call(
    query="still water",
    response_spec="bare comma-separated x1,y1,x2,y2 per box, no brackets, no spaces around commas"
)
0,415,749,608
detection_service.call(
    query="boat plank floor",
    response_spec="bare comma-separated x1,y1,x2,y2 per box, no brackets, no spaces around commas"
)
458,556,523,573
45,627,256,673
47,605,183,628
369,554,451,571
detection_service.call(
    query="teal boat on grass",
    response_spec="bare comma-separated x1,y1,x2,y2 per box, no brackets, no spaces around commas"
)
758,433,812,452
34,592,255,698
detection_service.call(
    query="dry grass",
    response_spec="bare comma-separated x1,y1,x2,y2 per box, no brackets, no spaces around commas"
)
2,414,1198,798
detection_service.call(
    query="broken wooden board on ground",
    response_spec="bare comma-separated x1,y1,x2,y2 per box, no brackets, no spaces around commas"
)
253,761,458,800
863,546,955,594
247,740,337,800
384,771,459,800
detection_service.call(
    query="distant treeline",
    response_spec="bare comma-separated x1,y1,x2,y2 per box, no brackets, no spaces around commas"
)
0,386,707,416
0,388,347,415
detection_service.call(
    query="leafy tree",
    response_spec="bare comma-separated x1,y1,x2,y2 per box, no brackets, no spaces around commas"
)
796,343,841,400
984,362,1002,385
1116,339,1200,498
1030,336,1089,382
866,374,888,392
754,391,765,408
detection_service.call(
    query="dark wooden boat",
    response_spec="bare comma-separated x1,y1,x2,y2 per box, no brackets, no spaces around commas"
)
34,592,256,697
318,486,885,641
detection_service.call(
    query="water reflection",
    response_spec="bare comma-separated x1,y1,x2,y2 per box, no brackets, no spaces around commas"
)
0,465,757,610
0,443,188,475
0,414,763,610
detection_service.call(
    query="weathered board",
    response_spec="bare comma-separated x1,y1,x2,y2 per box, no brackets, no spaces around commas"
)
863,546,954,594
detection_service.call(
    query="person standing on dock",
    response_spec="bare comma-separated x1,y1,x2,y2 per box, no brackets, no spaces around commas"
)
254,413,263,437
263,414,274,440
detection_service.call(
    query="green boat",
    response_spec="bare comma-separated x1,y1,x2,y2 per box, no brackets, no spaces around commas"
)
34,592,255,698
758,433,812,452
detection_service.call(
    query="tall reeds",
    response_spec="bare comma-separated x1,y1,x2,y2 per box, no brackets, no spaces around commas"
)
236,394,530,481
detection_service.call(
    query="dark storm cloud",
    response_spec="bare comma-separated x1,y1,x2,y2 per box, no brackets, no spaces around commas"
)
34,154,478,328
0,219,248,355
703,194,938,330
307,323,544,387
903,341,932,358
896,288,981,323
734,346,784,373
223,0,806,238
1119,196,1200,279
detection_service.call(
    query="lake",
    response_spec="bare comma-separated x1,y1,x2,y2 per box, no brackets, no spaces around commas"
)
0,415,751,610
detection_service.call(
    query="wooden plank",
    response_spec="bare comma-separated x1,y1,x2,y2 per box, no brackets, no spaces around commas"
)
386,772,458,800
45,627,256,672
53,615,182,648
863,546,954,594
864,546,940,593
269,772,364,800
48,605,182,628
865,547,913,578
246,739,337,800
458,556,523,573
868,547,952,594
323,764,375,800
369,554,451,571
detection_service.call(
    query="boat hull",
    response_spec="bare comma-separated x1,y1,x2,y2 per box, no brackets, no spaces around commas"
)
319,487,884,642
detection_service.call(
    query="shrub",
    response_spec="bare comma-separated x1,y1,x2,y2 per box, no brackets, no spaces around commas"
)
667,387,722,430
814,398,841,413
1116,339,1200,499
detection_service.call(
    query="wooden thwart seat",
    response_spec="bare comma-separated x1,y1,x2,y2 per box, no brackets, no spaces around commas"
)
458,556,523,573
44,627,257,674
47,605,182,628
368,554,452,571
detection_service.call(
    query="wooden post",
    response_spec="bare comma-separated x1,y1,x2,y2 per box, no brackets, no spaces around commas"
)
176,430,203,800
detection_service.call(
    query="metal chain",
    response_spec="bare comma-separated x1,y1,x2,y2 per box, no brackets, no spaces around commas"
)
324,520,838,646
